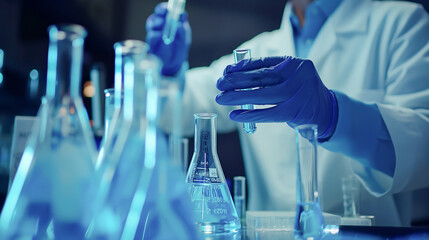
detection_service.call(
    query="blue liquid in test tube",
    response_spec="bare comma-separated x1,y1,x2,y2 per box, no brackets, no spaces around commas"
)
162,0,186,45
233,49,257,134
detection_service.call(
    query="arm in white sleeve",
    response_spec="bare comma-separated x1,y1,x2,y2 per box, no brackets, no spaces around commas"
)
323,5,429,196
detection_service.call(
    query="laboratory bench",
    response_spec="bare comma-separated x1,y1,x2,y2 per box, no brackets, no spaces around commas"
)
198,225,429,240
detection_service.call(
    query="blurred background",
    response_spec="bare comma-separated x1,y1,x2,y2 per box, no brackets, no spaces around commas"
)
0,0,427,213
0,0,287,209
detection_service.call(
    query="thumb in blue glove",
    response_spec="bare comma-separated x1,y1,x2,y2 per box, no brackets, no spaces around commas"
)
215,56,338,140
146,2,192,76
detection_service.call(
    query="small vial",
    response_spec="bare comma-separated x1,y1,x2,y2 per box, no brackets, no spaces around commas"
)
234,176,246,226
233,49,257,134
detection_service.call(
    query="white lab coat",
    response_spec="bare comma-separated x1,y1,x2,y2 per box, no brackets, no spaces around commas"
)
178,0,429,226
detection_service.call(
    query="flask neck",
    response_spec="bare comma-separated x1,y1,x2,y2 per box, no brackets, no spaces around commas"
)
193,115,217,157
46,25,86,103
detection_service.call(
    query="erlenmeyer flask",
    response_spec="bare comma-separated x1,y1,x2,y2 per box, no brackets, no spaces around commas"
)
294,124,325,239
88,40,148,239
0,24,97,239
121,77,198,240
95,40,142,168
186,113,241,234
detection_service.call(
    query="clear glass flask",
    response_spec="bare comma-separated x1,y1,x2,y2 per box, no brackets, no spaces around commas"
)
294,124,325,239
162,0,186,45
95,41,143,168
0,24,97,239
121,77,198,240
88,40,149,239
186,113,241,234
233,49,256,134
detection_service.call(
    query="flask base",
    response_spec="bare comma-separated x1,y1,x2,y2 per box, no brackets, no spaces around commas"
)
195,221,240,234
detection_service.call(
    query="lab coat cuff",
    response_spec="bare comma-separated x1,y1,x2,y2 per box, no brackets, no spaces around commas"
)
320,91,393,197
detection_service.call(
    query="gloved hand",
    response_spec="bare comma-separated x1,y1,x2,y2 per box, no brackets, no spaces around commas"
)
146,2,192,76
215,56,338,139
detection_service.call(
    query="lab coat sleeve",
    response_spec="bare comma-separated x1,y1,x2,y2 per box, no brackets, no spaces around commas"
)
323,5,429,197
376,5,429,194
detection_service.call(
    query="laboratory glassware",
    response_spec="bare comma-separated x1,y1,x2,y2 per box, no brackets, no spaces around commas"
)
95,40,146,168
186,113,241,234
234,176,246,226
122,77,198,240
0,24,98,239
342,175,360,217
103,88,115,140
162,0,186,45
294,124,325,239
88,40,149,239
233,49,257,134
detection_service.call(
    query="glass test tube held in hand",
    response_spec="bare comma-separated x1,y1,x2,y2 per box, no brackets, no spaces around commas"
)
233,49,257,134
163,0,186,45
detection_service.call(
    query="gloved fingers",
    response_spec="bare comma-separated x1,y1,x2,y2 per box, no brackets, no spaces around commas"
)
146,30,162,49
179,12,188,22
217,68,283,91
228,105,294,123
146,14,165,31
224,56,288,74
216,86,288,106
154,2,168,16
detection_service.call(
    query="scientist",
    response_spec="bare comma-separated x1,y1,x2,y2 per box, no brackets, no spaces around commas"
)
146,0,429,226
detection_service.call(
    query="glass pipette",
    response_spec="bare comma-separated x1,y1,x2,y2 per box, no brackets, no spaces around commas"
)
162,0,186,45
233,49,257,134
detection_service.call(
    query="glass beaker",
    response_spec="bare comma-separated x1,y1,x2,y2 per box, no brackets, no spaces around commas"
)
186,113,241,234
294,124,324,239
233,49,256,134
0,24,97,239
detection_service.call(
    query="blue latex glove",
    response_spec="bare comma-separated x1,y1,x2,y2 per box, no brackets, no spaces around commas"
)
216,56,338,139
146,2,192,76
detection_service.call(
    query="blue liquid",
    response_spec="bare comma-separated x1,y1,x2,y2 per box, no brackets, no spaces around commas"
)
294,202,325,239
189,183,241,233
241,104,256,134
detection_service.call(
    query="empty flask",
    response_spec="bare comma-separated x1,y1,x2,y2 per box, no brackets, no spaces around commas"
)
122,77,198,240
0,24,97,239
186,113,241,234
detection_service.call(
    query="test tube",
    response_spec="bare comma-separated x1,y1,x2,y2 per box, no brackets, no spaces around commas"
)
234,176,246,226
342,175,360,217
233,49,257,134
162,0,186,45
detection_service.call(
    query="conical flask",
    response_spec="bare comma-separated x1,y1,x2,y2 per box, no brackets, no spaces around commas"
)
294,124,325,239
121,74,198,240
88,40,149,239
0,24,97,239
186,113,241,234
96,40,142,168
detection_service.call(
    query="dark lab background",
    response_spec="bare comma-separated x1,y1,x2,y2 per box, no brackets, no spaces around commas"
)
0,0,428,219
0,0,286,210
